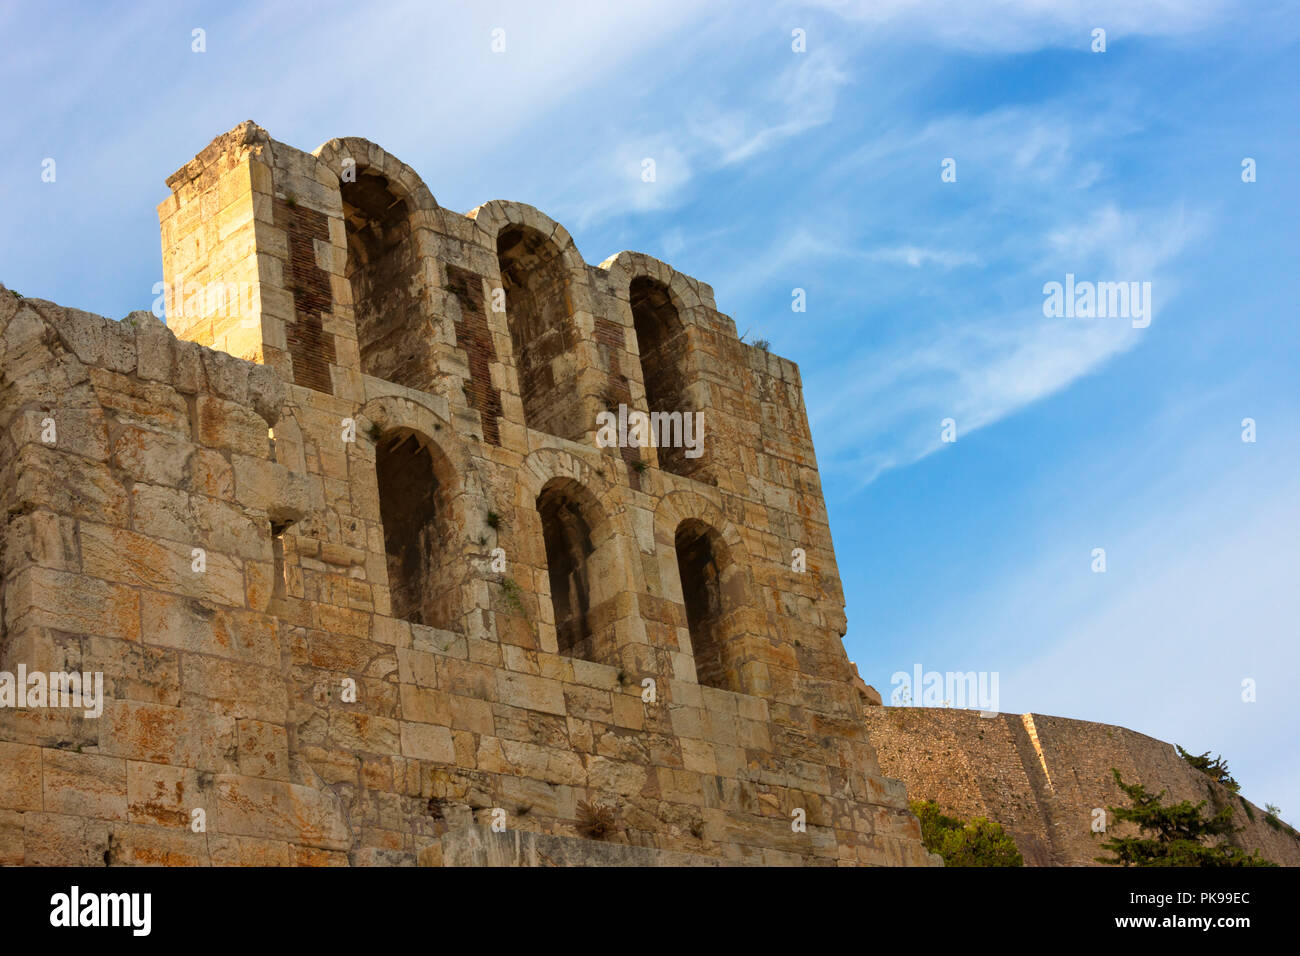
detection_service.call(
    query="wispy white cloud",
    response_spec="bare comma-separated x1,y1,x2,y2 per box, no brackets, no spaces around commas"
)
697,54,850,165
808,202,1208,487
1044,201,1205,275
557,45,852,228
717,230,978,307
865,244,980,268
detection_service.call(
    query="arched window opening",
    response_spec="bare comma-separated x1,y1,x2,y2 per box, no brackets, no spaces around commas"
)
342,172,434,392
630,277,698,478
375,430,461,631
537,479,618,665
675,519,742,692
497,225,585,442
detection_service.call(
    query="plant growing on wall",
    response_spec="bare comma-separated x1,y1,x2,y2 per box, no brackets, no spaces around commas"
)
499,577,525,616
1262,803,1300,839
909,800,1023,867
1176,745,1241,793
576,800,618,840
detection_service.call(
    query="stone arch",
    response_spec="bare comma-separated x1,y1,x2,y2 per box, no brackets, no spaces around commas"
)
655,491,755,693
466,201,588,284
599,252,714,481
536,478,622,665
597,250,716,316
373,429,461,630
314,139,440,394
468,202,598,444
360,393,478,495
360,395,479,633
314,137,439,213
515,448,628,665
628,276,699,479
653,491,745,564
514,447,623,539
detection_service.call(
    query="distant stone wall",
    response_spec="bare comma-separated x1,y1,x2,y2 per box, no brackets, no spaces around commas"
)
863,707,1300,866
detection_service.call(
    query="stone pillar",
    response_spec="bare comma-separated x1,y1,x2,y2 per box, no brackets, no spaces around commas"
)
158,121,362,405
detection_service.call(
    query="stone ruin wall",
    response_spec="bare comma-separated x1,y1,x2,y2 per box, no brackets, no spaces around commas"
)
0,121,937,866
863,707,1300,866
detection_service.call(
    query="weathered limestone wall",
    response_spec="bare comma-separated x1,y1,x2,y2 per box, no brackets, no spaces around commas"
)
0,121,935,866
863,707,1300,866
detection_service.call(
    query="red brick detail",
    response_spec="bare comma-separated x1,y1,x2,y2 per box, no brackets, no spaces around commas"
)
275,198,336,394
445,263,503,445
594,316,641,487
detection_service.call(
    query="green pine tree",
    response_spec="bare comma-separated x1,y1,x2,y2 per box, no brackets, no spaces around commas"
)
1096,769,1274,866
1176,745,1241,793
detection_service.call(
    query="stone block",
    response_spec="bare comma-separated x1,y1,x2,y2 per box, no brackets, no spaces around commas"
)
0,742,43,811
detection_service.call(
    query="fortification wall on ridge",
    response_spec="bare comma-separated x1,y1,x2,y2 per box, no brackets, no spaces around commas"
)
863,707,1300,866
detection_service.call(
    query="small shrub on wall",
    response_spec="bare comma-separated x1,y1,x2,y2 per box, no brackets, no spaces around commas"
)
910,800,1023,867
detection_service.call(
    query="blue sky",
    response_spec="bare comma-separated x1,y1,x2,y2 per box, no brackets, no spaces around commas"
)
2,1,1297,816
